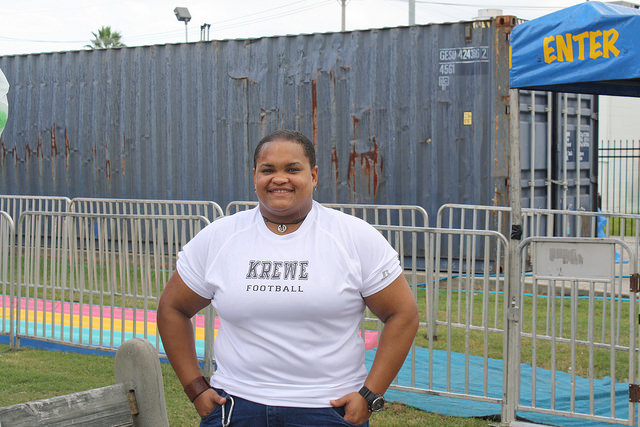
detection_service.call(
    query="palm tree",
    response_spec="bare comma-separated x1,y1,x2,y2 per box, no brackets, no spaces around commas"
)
86,26,126,49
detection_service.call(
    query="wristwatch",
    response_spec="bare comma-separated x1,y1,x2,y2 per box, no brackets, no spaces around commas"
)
358,386,385,412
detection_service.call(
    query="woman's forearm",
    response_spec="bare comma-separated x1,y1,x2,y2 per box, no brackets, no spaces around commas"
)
363,308,419,394
157,272,211,388
157,303,202,387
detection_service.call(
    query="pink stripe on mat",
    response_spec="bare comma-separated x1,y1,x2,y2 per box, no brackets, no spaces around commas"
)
0,295,379,349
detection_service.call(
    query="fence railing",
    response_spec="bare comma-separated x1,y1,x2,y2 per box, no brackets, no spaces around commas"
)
225,201,429,227
517,237,638,425
353,225,509,405
14,212,211,355
69,197,224,223
0,195,71,224
437,203,640,262
599,139,640,215
0,211,13,339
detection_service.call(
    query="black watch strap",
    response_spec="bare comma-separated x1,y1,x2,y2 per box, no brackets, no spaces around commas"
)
358,385,385,412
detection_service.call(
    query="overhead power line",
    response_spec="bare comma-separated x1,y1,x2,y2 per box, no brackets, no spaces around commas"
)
0,0,333,45
410,0,569,9
0,35,85,44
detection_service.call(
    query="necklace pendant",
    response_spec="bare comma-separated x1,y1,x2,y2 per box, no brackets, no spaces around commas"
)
277,224,287,233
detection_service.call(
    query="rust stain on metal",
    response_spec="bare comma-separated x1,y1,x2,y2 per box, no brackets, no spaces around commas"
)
360,137,381,202
495,15,517,30
37,134,43,159
331,148,339,183
50,124,57,157
92,143,97,176
64,129,70,170
105,143,111,179
311,79,317,148
260,108,266,124
121,133,126,176
352,115,359,138
230,76,253,83
346,115,361,202
347,145,358,203
0,140,6,167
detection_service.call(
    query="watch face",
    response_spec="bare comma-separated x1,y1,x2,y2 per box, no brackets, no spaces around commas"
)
371,396,385,412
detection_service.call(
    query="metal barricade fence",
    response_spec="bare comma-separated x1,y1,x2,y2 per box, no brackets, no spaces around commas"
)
226,201,429,227
517,237,638,425
69,197,224,223
350,225,509,408
437,203,640,264
0,195,71,224
14,212,211,359
0,211,14,341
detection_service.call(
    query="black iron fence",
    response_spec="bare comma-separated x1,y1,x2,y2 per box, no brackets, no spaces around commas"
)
598,139,640,216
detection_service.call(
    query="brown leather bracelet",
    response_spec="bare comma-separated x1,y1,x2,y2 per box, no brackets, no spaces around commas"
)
184,375,211,403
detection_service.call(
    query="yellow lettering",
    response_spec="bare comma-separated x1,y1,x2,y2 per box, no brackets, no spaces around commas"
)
589,30,603,59
603,28,620,58
543,36,557,63
572,32,589,60
556,33,574,62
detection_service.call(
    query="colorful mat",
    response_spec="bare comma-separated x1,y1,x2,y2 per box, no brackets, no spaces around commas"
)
0,296,380,353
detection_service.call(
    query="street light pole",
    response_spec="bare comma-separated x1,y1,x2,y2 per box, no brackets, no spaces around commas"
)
174,7,192,43
409,0,415,25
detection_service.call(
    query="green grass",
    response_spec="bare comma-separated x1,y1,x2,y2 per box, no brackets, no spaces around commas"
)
608,216,638,236
406,281,632,380
0,345,493,426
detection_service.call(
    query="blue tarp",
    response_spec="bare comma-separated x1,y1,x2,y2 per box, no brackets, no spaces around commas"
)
365,347,634,426
509,2,640,97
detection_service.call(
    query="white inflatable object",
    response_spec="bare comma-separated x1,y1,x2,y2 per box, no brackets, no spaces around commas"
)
0,69,8,138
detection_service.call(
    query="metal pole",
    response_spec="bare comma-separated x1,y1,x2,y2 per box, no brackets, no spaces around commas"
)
185,21,188,43
409,0,416,25
576,94,582,209
547,92,552,210
563,93,569,212
530,91,536,208
503,88,522,425
341,0,346,31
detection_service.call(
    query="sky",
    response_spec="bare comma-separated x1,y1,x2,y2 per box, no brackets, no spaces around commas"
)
0,0,592,56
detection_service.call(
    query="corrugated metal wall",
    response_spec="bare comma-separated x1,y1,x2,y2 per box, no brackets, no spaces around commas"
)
519,91,598,213
1,18,576,220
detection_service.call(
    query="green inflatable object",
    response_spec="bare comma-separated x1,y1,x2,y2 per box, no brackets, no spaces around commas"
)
0,69,8,138
0,109,6,136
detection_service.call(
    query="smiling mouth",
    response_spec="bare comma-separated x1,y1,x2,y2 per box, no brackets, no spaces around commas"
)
268,189,293,193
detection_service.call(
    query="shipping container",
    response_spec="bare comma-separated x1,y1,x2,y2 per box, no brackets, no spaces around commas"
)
0,17,597,223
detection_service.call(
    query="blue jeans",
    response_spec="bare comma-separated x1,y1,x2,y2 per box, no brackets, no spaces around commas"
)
200,388,369,427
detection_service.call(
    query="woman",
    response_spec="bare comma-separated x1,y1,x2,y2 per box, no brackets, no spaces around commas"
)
158,129,419,426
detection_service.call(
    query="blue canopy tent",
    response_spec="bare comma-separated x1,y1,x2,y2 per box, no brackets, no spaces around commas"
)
502,2,640,425
509,1,640,97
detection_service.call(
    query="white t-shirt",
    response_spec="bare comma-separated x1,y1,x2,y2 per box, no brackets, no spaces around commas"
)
176,201,402,407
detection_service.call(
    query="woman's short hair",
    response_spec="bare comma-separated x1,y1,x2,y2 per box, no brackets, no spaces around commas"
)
254,129,316,168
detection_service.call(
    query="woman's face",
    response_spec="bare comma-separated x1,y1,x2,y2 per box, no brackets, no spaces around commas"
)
253,139,318,220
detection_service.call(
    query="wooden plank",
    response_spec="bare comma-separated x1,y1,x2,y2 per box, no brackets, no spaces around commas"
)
0,384,133,427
